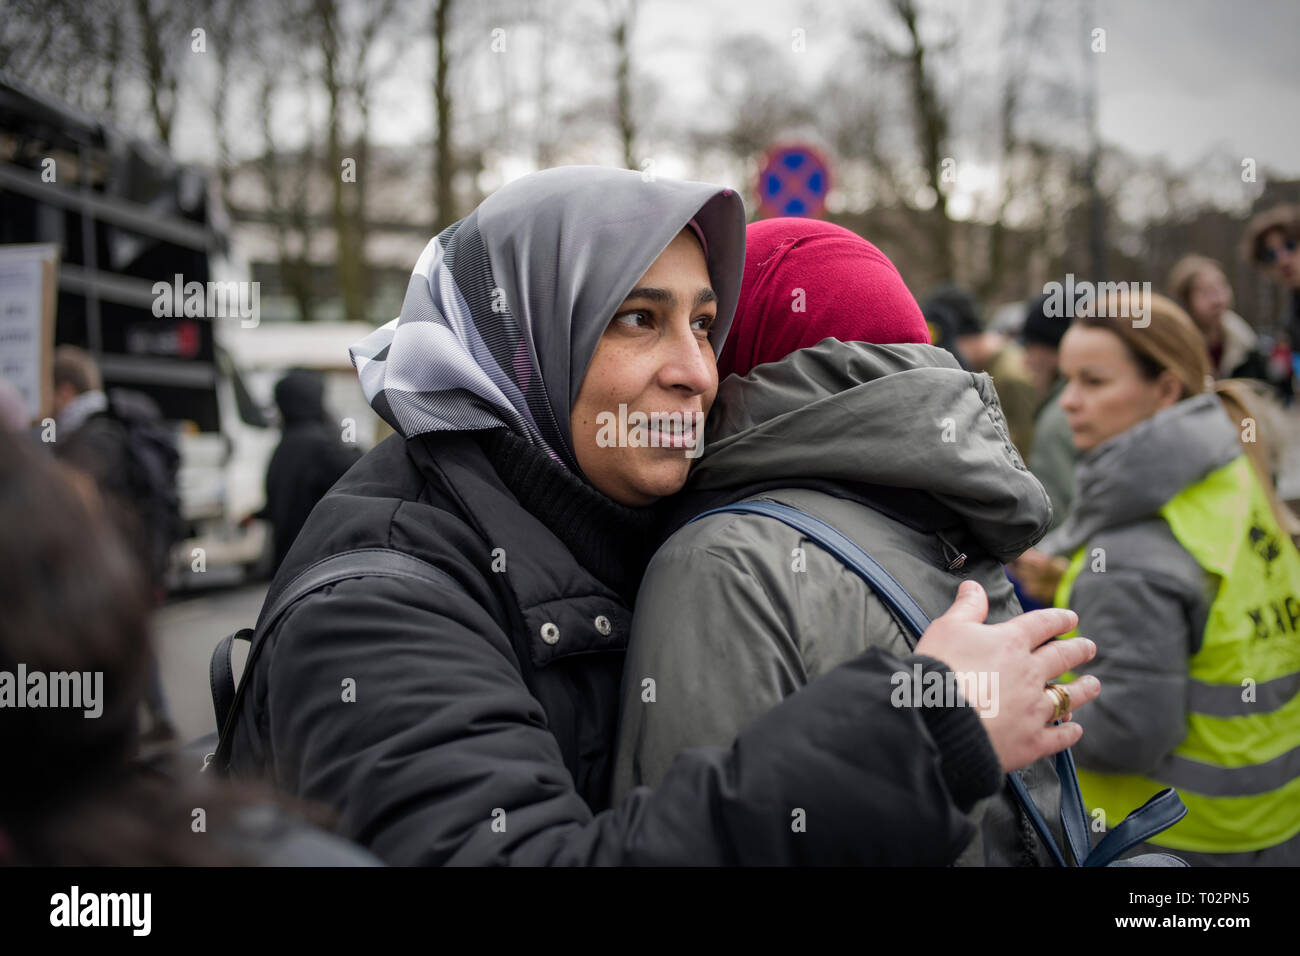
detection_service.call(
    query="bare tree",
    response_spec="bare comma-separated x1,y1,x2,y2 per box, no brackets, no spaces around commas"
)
194,0,260,210
977,0,1054,300
1079,0,1107,279
1,0,141,126
890,0,954,278
132,0,188,146
699,34,813,164
433,0,456,232
607,0,639,170
255,66,318,323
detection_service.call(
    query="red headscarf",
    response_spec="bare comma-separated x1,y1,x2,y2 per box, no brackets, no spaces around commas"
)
718,218,931,379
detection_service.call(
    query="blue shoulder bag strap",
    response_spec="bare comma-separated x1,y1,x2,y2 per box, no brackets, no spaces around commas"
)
686,499,1185,866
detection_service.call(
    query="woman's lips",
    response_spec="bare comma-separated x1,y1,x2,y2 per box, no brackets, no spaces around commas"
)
646,411,701,449
649,426,696,448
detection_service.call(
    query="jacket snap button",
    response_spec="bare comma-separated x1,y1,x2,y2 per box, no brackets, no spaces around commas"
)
540,622,560,644
594,615,612,636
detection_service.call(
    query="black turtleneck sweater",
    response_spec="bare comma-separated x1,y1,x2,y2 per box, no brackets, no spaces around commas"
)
476,428,661,605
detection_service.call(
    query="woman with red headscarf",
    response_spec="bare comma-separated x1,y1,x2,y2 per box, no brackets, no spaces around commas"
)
612,218,1084,866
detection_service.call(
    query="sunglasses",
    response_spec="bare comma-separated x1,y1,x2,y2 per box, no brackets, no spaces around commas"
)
1259,237,1298,264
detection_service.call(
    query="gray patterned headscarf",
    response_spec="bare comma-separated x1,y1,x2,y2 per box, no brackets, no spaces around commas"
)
349,166,746,469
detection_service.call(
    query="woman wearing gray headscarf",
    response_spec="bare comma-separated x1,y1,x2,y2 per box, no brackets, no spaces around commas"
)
225,166,1087,865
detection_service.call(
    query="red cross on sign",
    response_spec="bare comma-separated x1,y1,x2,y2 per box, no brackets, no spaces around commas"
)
756,143,832,219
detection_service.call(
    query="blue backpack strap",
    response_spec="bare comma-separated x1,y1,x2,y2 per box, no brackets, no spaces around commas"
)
687,498,1073,867
1084,788,1188,867
688,499,934,638
1056,744,1094,864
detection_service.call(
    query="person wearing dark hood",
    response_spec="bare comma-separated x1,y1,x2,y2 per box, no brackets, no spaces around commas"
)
224,168,1094,866
612,219,1100,866
264,368,362,572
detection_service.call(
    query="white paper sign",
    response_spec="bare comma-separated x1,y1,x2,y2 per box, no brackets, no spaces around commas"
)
0,244,58,422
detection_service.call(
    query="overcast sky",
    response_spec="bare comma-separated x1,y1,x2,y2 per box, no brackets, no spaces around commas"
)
640,0,1300,176
165,0,1300,192
1095,0,1300,174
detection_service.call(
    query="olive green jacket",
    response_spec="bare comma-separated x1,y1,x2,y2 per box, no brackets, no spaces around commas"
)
613,339,1066,866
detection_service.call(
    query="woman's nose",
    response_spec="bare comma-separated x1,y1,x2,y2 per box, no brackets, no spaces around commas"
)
658,321,716,395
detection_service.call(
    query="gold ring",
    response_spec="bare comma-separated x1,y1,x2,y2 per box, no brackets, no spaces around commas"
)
1045,683,1071,722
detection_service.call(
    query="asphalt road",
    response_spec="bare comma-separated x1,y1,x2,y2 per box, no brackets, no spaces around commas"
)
153,575,267,748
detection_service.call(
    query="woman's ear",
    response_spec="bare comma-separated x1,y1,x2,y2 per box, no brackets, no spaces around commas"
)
1155,369,1183,409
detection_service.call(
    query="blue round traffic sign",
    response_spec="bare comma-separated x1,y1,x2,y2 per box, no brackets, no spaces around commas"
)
757,144,832,219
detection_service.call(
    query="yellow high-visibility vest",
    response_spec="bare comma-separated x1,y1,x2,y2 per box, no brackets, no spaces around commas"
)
1056,455,1300,853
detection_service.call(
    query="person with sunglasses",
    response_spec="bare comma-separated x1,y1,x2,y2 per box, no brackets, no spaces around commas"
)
1243,204,1300,393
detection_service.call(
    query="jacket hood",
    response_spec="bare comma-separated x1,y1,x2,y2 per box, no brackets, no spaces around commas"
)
689,338,1052,561
1040,392,1242,556
275,369,327,425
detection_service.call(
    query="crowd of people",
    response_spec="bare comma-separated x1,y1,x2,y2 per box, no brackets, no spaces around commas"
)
3,168,1298,866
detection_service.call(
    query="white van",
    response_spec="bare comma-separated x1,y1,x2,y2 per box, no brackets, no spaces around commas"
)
172,321,386,587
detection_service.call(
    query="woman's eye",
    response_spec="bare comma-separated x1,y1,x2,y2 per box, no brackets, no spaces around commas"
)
692,314,716,333
613,311,652,329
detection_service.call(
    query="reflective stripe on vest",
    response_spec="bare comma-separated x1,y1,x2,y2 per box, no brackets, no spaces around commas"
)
1054,455,1300,854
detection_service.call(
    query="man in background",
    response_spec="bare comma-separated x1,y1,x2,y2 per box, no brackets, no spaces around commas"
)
1243,204,1300,395
51,345,180,743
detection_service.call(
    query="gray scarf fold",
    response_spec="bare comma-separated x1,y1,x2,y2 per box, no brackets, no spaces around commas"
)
350,166,745,468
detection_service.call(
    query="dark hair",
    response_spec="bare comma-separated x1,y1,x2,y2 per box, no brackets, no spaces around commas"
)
0,432,333,864
1021,292,1069,350
923,284,983,338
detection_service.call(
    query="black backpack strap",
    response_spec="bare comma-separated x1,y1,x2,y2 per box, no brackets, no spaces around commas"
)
204,548,460,775
210,627,254,737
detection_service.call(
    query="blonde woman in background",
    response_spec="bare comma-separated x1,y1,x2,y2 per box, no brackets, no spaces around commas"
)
1167,255,1271,384
1017,291,1300,865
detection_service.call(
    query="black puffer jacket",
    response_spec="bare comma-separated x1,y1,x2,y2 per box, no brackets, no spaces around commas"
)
228,427,1004,865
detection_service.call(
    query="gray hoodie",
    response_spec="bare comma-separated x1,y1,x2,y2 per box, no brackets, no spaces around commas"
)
613,338,1066,866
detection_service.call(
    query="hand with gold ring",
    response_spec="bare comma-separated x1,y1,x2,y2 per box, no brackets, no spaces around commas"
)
914,580,1102,773
1044,682,1072,723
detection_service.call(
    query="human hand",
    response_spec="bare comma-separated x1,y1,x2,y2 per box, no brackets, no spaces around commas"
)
1009,548,1070,605
914,580,1100,772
